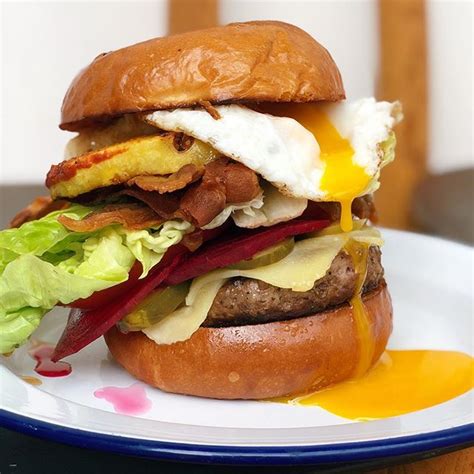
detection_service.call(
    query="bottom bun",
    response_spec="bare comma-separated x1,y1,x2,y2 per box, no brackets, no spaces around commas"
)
105,283,393,400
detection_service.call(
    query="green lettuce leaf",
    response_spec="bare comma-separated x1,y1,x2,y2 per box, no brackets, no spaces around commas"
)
0,206,92,258
0,307,47,355
0,206,191,353
380,132,397,168
118,220,191,278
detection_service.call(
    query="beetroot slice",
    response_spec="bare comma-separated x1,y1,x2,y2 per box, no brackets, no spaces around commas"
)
51,246,186,361
165,218,329,285
52,218,328,361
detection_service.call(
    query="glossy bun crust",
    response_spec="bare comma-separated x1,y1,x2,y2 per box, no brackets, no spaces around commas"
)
60,21,345,131
104,284,392,400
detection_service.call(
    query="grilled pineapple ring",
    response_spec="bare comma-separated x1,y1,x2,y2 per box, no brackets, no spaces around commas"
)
46,134,220,199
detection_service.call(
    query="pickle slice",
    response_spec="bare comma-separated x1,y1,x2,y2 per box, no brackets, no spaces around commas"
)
118,282,190,332
229,238,295,270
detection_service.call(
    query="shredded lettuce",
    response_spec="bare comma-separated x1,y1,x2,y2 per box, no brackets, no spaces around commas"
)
0,205,191,353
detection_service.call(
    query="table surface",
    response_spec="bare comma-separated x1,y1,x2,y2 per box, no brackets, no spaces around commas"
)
1,184,473,473
0,426,472,473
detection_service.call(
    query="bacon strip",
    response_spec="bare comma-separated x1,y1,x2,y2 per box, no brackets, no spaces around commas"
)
127,164,204,194
198,100,221,120
69,159,261,229
118,188,180,219
179,158,261,227
10,197,70,228
58,203,163,232
316,195,378,223
180,181,226,227
180,230,204,252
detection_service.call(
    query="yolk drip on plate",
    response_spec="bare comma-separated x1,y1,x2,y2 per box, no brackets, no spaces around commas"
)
274,350,474,420
263,103,371,232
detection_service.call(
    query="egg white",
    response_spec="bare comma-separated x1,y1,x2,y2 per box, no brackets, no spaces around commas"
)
321,98,402,175
145,99,401,202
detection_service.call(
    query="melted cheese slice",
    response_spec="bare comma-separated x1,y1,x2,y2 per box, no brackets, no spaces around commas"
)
143,225,382,345
188,226,382,297
143,279,224,345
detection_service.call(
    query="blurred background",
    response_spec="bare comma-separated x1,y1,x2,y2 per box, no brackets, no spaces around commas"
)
0,0,473,242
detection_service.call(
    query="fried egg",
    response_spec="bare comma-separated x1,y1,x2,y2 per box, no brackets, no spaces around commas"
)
145,98,402,231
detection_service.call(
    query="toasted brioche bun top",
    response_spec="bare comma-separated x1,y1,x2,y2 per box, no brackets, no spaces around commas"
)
60,21,345,131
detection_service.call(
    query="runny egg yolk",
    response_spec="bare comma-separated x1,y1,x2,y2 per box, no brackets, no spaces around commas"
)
262,103,371,232
308,110,369,233
263,104,473,421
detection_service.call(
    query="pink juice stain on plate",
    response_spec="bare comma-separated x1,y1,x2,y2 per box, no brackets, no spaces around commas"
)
94,383,152,415
28,343,72,377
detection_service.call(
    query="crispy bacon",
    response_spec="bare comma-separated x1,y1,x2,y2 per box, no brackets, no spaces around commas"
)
58,203,163,232
180,230,204,252
197,100,221,120
10,196,70,228
118,188,180,219
68,158,261,228
221,160,261,203
63,159,375,232
172,132,195,152
180,181,227,227
179,158,261,226
127,164,204,193
353,195,378,223
316,195,378,223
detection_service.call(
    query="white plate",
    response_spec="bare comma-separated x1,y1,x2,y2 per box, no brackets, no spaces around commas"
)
1,229,473,465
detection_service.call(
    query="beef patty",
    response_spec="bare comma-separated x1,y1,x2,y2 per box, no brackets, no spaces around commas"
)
204,246,383,327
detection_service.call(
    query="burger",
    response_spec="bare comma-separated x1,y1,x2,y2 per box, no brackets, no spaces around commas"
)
0,21,401,399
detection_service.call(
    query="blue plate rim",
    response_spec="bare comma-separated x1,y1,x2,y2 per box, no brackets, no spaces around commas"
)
1,409,473,465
